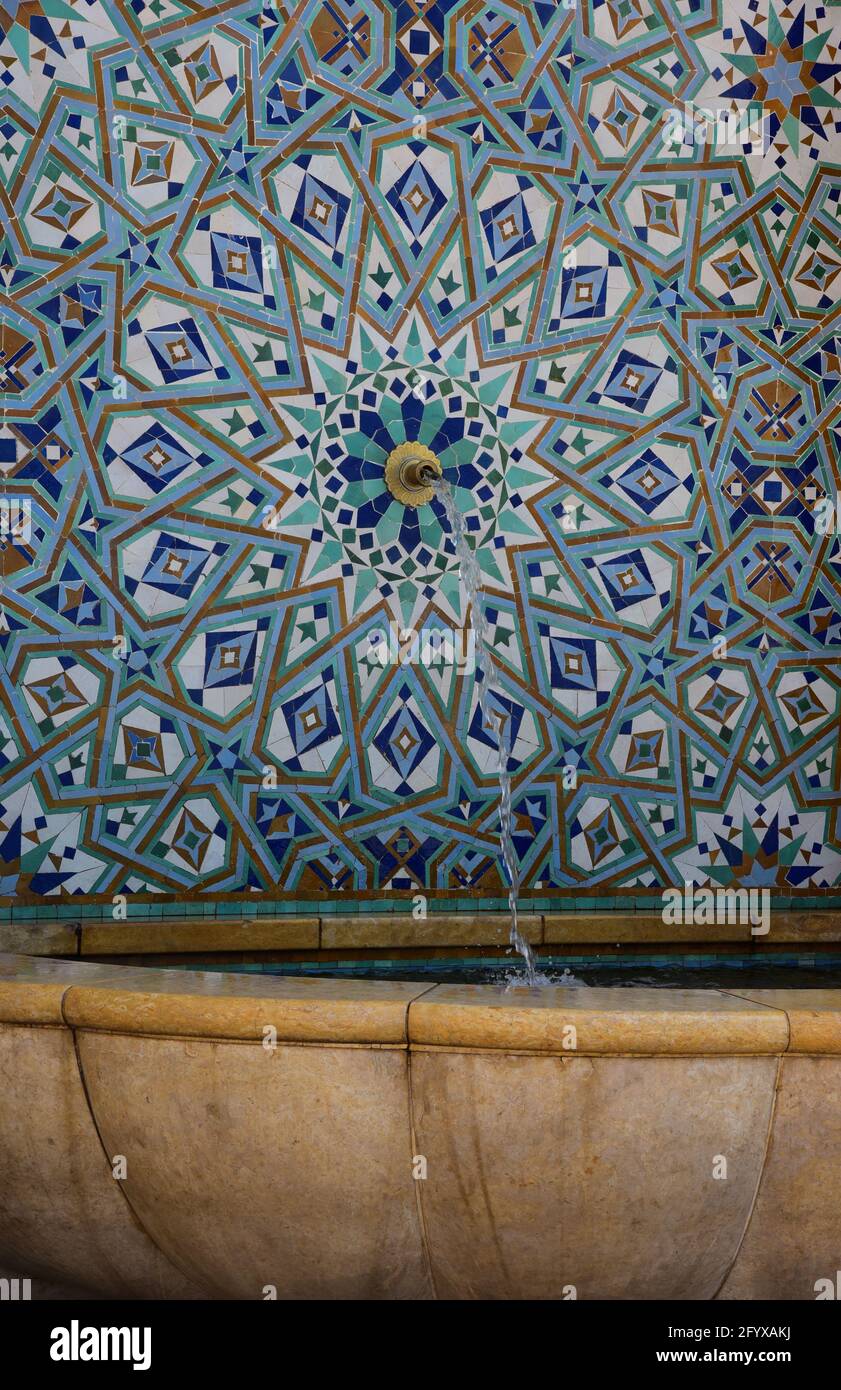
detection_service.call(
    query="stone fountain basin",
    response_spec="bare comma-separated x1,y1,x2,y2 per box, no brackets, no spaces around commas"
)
1,952,839,1300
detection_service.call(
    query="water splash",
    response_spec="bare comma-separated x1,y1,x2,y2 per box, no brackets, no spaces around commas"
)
434,477,544,986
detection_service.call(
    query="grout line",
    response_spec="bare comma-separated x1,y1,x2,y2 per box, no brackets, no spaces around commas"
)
719,987,793,1050
60,987,209,1298
711,1050,784,1301
406,984,441,1300
406,1050,438,1302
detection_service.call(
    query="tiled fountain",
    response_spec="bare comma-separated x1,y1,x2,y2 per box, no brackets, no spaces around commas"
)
1,0,840,1304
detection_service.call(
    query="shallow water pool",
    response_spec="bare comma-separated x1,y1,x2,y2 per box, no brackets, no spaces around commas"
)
169,955,841,989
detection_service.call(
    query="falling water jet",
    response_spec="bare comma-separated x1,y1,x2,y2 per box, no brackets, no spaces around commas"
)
382,441,545,984
432,475,545,987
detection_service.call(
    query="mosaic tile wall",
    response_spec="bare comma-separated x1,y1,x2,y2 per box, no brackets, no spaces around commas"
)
1,0,841,917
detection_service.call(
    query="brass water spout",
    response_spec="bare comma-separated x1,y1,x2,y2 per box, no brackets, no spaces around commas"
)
384,441,443,507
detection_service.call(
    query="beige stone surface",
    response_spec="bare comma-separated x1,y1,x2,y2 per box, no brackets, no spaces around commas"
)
81,917,319,956
543,913,749,942
0,1267,101,1300
65,968,430,1043
3,910,840,957
0,954,431,1042
0,1021,204,1298
0,952,133,1024
321,913,543,948
719,1056,841,1300
4,952,841,1302
412,1050,777,1299
409,984,789,1054
759,913,841,942
0,920,79,956
77,1031,431,1299
725,988,841,1053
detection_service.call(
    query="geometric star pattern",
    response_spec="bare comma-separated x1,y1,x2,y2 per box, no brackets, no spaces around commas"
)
1,0,840,912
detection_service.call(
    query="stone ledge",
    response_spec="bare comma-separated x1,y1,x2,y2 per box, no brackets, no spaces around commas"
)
320,912,542,948
80,918,319,957
543,913,750,942
406,984,790,1054
2,912,841,955
724,989,841,1053
7,955,841,1055
0,955,428,1042
0,921,79,957
11,954,841,1055
0,954,126,1025
63,972,428,1045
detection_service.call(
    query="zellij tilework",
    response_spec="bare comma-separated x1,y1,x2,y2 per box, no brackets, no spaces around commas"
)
1,0,840,913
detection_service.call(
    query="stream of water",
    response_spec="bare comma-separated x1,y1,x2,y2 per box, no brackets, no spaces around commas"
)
434,478,543,986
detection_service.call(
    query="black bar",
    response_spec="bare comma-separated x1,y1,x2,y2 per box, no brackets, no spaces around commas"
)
2,1297,835,1376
